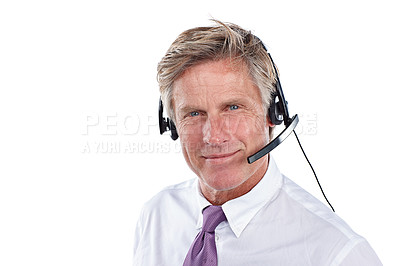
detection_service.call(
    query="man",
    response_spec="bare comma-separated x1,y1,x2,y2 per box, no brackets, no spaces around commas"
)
133,21,382,265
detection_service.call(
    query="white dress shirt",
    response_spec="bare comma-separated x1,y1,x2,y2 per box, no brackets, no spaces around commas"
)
133,158,382,265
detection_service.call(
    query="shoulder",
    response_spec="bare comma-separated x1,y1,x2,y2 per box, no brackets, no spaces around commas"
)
279,176,381,265
139,178,198,221
134,179,199,265
147,178,197,204
280,175,357,237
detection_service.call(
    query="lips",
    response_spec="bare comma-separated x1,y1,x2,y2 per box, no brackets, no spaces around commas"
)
202,150,241,164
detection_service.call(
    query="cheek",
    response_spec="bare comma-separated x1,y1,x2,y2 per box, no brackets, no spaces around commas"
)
177,121,202,140
178,122,203,154
229,114,268,138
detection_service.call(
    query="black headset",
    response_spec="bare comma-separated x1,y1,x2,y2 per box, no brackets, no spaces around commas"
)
158,46,334,212
159,97,179,141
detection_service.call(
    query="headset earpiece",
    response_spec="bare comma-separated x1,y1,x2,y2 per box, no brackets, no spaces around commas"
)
268,93,285,125
158,98,179,140
169,119,178,140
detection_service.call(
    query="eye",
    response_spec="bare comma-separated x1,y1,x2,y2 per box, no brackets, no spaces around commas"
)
190,111,200,117
229,105,239,111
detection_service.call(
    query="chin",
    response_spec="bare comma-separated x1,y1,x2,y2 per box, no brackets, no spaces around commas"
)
201,169,247,192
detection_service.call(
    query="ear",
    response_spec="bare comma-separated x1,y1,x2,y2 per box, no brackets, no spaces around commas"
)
266,114,275,128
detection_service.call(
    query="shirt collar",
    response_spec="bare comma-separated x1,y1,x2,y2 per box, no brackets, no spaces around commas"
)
195,183,213,229
195,156,283,237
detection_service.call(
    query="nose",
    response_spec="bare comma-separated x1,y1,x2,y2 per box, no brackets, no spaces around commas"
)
202,115,229,145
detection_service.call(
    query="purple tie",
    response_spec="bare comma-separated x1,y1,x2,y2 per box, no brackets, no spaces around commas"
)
183,205,227,266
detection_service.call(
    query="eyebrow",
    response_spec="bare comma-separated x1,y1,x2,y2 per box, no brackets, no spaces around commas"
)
222,97,247,106
176,104,205,119
176,97,248,115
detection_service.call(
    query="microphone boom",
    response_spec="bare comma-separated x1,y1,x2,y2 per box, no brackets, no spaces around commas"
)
247,114,299,164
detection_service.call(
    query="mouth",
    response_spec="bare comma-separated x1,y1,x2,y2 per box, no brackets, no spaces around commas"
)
202,150,241,164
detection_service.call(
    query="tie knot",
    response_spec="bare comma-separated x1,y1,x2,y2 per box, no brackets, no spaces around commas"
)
202,205,226,233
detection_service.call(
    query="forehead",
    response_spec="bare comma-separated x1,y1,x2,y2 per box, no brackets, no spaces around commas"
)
172,59,258,101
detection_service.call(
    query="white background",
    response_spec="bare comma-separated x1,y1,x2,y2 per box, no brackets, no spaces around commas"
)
1,0,399,265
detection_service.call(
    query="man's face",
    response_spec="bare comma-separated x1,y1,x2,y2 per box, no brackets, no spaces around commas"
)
173,59,272,199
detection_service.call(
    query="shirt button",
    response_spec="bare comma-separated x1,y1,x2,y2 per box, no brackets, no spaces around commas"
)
215,234,220,241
